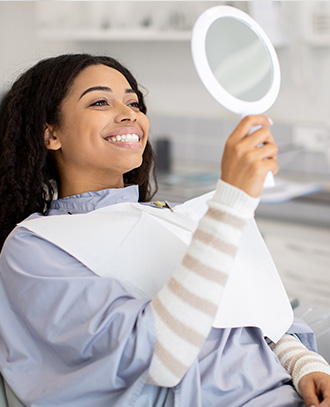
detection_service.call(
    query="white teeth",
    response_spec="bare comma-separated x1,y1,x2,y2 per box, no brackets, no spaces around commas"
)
107,134,140,143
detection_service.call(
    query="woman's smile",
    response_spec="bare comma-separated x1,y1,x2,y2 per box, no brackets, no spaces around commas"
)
103,125,144,149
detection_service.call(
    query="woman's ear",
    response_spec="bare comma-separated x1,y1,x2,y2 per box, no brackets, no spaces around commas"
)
44,124,61,151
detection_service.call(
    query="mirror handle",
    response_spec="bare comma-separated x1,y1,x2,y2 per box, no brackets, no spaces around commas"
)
250,125,275,189
264,171,275,188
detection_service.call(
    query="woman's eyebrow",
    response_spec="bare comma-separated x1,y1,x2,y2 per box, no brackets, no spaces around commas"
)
79,86,136,100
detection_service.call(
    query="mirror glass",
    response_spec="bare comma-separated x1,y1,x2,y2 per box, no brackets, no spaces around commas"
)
206,17,272,102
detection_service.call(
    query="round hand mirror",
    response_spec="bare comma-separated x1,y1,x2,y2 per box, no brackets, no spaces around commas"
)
191,5,281,187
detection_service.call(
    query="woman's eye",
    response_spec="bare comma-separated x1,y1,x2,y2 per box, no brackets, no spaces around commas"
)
128,101,140,110
90,100,107,107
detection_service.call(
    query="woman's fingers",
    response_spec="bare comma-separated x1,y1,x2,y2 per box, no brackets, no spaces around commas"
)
229,114,273,143
248,141,279,162
221,114,277,197
240,126,275,150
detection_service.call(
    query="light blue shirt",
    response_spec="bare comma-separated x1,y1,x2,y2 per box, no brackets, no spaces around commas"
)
0,186,316,406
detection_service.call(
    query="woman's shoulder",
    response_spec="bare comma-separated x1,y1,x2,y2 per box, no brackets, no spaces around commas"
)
4,212,45,243
0,212,95,280
1,212,58,261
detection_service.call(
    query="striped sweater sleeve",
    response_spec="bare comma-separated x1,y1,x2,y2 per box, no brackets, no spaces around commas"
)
146,180,260,387
270,334,330,391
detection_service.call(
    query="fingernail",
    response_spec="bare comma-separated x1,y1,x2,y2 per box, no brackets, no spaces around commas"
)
268,117,274,126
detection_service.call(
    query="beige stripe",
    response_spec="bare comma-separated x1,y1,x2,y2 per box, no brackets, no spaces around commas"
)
277,345,306,361
182,254,228,285
194,229,237,257
271,336,295,351
294,354,329,374
153,297,206,347
283,351,309,373
206,208,246,229
167,277,218,317
155,340,188,379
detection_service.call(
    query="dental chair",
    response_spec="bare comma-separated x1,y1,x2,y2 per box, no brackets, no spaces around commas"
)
0,375,24,407
0,375,6,407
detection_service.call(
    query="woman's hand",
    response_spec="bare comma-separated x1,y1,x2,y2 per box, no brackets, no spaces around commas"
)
221,114,278,197
298,372,330,406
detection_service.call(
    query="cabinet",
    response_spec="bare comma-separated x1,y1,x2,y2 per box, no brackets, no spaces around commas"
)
36,1,219,42
256,218,330,308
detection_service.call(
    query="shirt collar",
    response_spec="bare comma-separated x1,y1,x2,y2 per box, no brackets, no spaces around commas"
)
47,185,139,215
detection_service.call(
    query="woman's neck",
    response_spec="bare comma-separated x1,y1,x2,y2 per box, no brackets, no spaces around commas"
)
58,174,125,198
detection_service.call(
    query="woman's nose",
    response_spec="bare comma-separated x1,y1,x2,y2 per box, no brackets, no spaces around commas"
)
114,103,137,123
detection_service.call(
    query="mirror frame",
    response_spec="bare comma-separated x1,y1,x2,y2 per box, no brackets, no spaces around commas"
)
191,5,281,116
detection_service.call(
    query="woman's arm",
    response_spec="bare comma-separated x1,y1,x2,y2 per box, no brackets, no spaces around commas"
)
147,180,259,386
147,115,277,386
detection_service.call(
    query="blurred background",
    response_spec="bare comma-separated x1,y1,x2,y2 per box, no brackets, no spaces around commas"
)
1,1,330,312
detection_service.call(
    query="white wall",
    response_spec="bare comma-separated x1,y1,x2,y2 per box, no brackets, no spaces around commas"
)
1,1,330,123
1,1,330,175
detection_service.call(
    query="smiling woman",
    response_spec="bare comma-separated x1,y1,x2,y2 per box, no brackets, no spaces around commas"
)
0,54,330,407
0,54,157,247
44,64,150,197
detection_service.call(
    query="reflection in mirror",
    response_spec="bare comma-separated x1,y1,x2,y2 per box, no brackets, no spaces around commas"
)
206,17,272,102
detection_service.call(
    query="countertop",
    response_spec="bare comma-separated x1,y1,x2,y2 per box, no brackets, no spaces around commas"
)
256,191,330,229
155,169,330,229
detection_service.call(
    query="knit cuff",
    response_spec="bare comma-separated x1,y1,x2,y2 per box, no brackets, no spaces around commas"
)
294,356,330,391
270,334,330,394
209,179,260,220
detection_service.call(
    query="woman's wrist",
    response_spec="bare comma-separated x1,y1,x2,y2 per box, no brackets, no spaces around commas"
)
210,179,260,220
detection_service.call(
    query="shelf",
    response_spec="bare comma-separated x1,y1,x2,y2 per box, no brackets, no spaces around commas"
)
37,28,192,42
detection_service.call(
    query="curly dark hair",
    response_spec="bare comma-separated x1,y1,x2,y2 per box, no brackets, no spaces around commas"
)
0,54,158,250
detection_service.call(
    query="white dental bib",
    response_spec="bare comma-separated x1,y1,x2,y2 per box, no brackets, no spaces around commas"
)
19,191,293,342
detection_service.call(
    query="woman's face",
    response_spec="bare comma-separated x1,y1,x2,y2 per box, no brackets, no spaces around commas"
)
47,64,149,196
